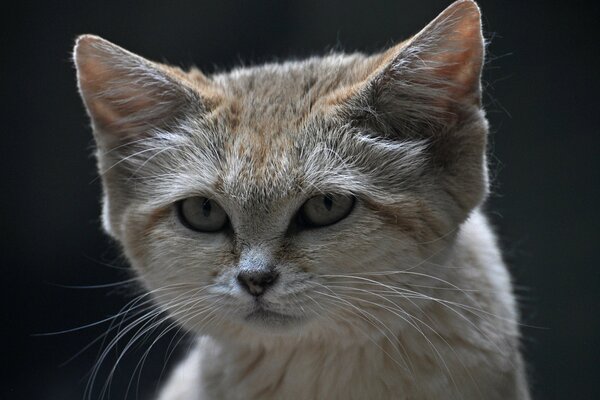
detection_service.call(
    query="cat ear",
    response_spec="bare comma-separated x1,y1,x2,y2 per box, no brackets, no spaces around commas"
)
344,0,485,135
338,1,488,217
74,35,205,148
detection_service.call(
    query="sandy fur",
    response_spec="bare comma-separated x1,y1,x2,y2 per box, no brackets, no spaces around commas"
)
158,212,528,400
74,1,530,399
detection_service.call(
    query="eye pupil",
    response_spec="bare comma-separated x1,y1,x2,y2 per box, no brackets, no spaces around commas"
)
323,196,333,211
202,199,212,217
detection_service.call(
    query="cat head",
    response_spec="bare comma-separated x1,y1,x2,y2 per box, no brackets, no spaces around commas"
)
75,0,488,341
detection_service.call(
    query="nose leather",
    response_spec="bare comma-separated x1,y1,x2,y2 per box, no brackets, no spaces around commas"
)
237,269,279,296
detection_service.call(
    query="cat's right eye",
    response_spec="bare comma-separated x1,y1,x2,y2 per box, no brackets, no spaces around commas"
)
177,197,228,232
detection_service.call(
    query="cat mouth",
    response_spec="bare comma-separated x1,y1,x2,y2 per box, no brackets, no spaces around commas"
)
244,306,300,328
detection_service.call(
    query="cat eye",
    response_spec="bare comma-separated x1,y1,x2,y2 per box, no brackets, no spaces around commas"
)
177,197,228,232
299,194,355,228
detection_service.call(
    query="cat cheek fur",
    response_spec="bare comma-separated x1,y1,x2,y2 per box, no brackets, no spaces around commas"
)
74,0,530,398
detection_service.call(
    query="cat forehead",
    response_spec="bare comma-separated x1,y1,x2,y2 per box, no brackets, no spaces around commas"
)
217,134,302,205
145,50,421,208
213,128,349,209
181,55,376,203
206,53,377,133
215,53,371,98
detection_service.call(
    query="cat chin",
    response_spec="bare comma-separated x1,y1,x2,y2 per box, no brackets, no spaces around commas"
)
177,306,311,338
242,309,306,331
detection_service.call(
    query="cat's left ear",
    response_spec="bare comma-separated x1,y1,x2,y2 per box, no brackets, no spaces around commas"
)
342,0,485,134
74,35,211,148
337,0,489,218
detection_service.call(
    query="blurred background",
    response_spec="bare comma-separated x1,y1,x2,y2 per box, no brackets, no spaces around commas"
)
1,0,598,399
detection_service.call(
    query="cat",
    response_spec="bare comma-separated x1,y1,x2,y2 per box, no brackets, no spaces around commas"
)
74,0,530,399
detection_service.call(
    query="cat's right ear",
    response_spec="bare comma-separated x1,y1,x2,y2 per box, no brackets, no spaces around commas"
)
73,35,210,148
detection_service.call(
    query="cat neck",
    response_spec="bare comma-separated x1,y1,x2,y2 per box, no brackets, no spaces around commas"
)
196,309,496,400
201,333,412,399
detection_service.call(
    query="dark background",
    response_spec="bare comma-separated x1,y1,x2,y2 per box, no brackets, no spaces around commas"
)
2,0,598,399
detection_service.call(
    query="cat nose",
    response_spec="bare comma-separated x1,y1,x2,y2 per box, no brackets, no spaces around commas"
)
237,268,279,297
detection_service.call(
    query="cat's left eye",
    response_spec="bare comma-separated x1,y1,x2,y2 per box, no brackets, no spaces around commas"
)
299,194,355,228
177,197,228,232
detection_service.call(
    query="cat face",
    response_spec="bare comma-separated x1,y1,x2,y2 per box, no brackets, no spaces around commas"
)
75,0,487,340
109,117,435,337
